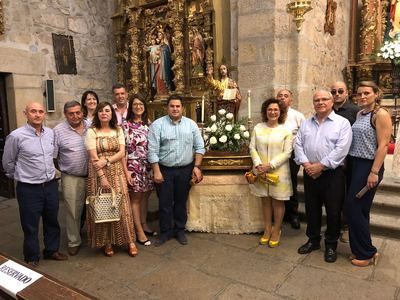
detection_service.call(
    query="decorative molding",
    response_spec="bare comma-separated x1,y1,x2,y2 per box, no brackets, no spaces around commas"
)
0,0,4,35
324,0,337,36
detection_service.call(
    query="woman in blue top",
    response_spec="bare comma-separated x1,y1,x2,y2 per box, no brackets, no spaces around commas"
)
345,81,392,267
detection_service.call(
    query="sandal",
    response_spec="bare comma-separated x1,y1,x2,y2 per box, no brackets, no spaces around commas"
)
128,243,138,257
104,244,114,257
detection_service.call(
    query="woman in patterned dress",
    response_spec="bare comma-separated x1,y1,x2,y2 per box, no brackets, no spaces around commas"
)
122,94,154,246
249,98,293,248
345,81,392,266
85,102,137,257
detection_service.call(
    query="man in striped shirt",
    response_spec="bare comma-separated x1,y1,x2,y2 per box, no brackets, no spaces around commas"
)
54,101,90,256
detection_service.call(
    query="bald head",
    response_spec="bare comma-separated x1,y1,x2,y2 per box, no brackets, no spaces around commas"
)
330,81,348,107
24,102,46,129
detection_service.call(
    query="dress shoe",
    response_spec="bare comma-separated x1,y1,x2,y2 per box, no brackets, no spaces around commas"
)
27,261,39,268
290,216,301,230
144,230,158,237
298,241,321,254
137,239,152,246
340,229,349,243
128,243,138,257
104,244,114,257
44,251,68,261
154,235,169,247
68,245,80,256
175,232,188,245
351,253,379,267
324,248,337,263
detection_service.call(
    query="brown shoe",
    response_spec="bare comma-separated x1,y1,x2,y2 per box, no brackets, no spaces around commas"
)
44,251,68,261
68,246,81,256
104,244,114,257
128,243,138,257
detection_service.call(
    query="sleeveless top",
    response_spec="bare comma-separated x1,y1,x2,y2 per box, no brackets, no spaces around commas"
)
348,111,377,160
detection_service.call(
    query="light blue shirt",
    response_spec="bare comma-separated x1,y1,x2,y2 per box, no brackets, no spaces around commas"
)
294,111,352,169
53,120,90,176
2,124,56,183
148,115,205,167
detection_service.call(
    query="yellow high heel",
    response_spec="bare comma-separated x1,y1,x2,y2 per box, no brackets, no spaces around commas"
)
268,230,281,248
259,236,269,245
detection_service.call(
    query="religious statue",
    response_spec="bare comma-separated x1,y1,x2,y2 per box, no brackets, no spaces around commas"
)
190,28,205,76
390,0,400,38
206,64,242,119
145,34,161,91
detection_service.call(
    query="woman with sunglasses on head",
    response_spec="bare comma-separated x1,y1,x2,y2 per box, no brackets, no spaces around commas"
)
85,102,138,257
81,90,99,123
122,94,155,246
345,81,392,267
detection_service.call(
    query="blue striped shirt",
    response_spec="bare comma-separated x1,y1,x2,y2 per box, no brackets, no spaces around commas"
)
2,124,56,183
294,111,352,169
148,115,205,167
53,120,90,176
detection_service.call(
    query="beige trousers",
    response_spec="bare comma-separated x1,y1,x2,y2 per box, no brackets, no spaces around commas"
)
61,173,86,247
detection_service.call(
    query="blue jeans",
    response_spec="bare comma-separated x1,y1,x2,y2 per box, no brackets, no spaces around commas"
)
16,180,60,262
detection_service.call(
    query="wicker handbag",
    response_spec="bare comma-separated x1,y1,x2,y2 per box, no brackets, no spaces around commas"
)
86,188,122,223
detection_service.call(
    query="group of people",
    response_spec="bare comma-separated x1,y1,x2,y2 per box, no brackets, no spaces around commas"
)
2,78,392,269
249,80,392,267
2,84,204,267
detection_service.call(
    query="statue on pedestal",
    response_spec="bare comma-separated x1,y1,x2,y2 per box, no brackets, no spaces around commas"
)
390,0,400,38
206,64,242,120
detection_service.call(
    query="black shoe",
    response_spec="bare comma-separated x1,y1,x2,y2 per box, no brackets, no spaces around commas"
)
26,261,39,268
153,235,169,247
298,241,321,254
290,216,301,230
324,248,337,263
175,232,188,245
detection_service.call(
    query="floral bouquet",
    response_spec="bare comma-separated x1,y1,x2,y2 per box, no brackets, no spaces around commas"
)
203,109,250,152
377,35,400,65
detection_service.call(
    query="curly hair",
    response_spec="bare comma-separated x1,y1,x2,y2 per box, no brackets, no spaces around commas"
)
91,102,118,130
261,98,287,124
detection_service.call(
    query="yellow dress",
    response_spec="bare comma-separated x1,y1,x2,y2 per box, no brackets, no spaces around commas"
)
249,123,293,200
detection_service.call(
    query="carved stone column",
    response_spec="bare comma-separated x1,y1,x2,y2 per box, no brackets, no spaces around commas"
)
127,7,141,95
169,0,185,94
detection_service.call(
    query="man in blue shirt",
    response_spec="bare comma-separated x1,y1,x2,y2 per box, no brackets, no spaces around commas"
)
2,102,67,266
148,95,205,246
294,90,352,263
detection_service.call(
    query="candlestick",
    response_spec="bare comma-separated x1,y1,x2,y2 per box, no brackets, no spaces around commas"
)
247,90,251,120
201,95,205,123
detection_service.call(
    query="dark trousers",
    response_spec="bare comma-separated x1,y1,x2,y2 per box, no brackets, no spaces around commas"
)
156,164,193,238
345,156,383,260
285,154,300,219
303,167,344,249
16,180,60,262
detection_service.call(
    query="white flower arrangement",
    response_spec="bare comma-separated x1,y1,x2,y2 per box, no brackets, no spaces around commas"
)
204,111,250,152
378,36,400,64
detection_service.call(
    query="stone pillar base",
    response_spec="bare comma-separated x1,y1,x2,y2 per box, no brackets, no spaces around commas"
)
186,173,264,234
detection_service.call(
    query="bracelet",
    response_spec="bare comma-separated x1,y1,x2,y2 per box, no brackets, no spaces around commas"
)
370,170,379,175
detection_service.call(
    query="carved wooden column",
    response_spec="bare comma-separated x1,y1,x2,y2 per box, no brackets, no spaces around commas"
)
127,7,141,95
169,0,185,94
359,0,378,62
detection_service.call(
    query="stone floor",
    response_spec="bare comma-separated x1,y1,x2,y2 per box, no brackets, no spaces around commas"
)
0,196,400,300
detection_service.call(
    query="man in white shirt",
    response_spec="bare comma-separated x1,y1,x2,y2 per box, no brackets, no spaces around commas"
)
276,89,305,229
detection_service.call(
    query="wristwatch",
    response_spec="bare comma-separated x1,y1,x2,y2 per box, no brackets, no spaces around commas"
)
106,158,111,167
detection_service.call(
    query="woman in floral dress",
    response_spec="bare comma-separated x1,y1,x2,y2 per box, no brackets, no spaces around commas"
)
122,94,154,245
85,102,137,257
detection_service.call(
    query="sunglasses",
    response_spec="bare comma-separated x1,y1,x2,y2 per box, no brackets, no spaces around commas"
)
331,89,345,95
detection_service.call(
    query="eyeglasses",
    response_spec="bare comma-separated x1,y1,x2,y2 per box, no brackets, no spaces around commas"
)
330,89,345,95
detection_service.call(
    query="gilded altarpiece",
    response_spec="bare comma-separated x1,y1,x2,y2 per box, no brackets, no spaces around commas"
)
112,0,216,121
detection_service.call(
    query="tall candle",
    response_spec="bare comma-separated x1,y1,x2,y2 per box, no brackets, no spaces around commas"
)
201,95,205,123
247,90,251,119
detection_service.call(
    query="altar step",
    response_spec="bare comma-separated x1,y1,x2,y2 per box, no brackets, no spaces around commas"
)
297,176,400,239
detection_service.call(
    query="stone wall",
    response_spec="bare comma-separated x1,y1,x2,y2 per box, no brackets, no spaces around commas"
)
236,0,351,122
0,0,115,128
